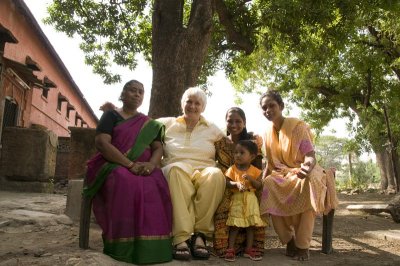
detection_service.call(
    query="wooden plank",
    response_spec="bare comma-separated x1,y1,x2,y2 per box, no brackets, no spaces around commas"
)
79,195,92,249
322,209,335,254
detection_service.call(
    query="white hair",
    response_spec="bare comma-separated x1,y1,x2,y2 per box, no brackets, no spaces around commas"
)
180,87,207,112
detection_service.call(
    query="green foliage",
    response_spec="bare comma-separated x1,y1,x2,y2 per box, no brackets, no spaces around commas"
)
45,1,400,157
229,0,400,155
315,135,380,189
337,159,380,190
45,0,262,87
45,0,152,84
315,135,348,171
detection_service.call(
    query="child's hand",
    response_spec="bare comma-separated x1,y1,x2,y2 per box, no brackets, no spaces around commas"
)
242,174,251,181
235,182,245,191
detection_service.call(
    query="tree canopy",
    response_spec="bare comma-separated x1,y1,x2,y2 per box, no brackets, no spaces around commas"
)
45,1,400,190
230,1,400,150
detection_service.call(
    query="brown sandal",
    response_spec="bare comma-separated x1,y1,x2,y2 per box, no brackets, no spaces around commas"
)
172,240,191,261
190,232,210,260
294,248,310,261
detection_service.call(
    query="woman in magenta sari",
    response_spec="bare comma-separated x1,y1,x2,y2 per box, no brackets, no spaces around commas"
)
84,80,173,264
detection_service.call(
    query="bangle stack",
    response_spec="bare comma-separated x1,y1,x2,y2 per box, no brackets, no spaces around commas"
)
126,161,135,169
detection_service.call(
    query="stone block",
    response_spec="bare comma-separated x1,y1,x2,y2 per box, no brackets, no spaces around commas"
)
65,179,83,221
0,127,57,182
0,176,54,193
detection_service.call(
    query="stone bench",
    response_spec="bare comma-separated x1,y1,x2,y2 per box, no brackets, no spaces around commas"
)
347,204,400,223
78,181,336,254
347,204,391,214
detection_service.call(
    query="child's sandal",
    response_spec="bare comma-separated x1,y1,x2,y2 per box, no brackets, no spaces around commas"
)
244,247,262,261
224,248,236,262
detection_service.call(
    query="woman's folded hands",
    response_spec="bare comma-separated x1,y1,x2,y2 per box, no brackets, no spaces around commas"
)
129,161,156,176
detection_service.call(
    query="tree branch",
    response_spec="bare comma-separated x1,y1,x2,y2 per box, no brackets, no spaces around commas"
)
313,85,339,98
214,0,254,54
153,0,184,31
187,0,213,35
364,68,372,108
367,25,400,80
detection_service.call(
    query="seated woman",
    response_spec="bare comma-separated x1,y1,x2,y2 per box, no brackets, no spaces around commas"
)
259,90,338,261
158,87,226,260
213,107,266,257
84,80,173,264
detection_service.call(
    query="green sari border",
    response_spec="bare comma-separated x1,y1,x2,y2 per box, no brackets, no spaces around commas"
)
83,119,165,198
103,237,173,264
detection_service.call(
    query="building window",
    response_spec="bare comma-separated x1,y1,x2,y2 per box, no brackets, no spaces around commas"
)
42,76,57,99
42,88,49,98
67,103,75,119
57,93,68,112
3,97,19,128
75,115,81,126
57,98,62,111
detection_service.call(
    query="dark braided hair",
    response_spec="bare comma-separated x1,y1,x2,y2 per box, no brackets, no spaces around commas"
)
225,107,254,141
259,90,284,108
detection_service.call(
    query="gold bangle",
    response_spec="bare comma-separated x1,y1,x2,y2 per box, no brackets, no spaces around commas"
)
126,161,134,169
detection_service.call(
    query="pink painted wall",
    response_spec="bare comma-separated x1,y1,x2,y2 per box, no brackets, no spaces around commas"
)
0,0,97,137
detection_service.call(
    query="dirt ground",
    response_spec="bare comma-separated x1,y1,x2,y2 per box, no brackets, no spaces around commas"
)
0,190,399,266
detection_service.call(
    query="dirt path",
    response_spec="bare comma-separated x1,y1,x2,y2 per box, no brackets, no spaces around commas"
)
0,191,399,265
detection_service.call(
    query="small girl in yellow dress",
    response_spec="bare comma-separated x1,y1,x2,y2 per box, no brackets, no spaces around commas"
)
224,140,266,262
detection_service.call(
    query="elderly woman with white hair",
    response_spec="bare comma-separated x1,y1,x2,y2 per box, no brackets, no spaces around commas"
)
158,87,226,261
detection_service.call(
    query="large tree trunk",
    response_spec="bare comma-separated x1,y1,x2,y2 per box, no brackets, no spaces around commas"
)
375,149,396,191
391,138,400,192
150,0,214,118
348,104,398,193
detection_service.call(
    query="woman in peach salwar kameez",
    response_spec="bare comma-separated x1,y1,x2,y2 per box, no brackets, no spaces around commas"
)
259,90,337,261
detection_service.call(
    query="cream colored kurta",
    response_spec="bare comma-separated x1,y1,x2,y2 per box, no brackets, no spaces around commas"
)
158,116,226,245
159,116,224,176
